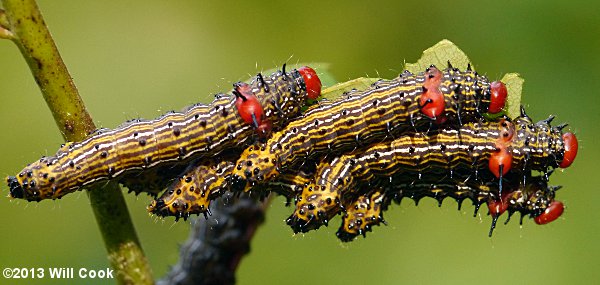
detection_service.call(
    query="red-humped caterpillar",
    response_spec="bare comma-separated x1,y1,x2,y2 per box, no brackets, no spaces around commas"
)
288,111,577,233
229,64,508,192
336,173,563,242
7,66,322,201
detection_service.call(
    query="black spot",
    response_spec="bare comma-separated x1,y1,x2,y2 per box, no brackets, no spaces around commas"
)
139,139,146,146
200,120,207,127
100,151,108,158
173,128,181,136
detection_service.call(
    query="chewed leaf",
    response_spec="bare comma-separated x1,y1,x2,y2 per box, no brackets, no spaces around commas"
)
501,73,524,118
405,39,472,73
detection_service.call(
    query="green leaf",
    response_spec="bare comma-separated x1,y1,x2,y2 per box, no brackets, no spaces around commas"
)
501,73,524,119
405,39,472,72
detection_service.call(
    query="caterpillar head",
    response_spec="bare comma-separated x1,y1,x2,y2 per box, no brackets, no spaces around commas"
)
230,144,279,192
148,160,233,220
336,190,387,242
286,182,342,233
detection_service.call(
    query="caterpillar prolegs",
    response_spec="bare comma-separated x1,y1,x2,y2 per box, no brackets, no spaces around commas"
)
7,66,322,201
335,173,563,242
287,111,577,233
230,65,508,191
148,140,567,241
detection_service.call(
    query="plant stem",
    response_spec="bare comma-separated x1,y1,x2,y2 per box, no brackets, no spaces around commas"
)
1,1,153,284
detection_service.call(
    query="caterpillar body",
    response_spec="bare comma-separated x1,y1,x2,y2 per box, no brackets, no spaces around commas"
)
287,111,577,233
7,66,322,201
335,173,563,242
229,65,508,191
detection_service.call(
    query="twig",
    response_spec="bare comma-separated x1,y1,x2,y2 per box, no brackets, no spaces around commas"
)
1,1,153,284
158,192,267,285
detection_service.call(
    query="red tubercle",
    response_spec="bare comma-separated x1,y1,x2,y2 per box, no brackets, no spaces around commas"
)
534,201,564,225
559,132,578,168
489,147,512,178
297,66,322,99
489,81,507,114
234,82,264,127
419,66,446,119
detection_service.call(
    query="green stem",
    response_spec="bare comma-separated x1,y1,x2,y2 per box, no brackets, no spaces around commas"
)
1,1,153,284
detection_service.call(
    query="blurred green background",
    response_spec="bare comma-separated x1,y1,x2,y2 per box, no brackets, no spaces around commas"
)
0,1,597,284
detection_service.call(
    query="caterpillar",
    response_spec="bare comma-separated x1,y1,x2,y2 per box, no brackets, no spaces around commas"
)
229,64,508,191
335,173,563,242
7,66,322,201
147,157,313,220
287,110,577,233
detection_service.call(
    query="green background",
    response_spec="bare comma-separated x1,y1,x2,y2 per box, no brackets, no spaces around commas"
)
0,1,597,284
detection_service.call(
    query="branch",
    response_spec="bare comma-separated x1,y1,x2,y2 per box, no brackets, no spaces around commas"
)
159,193,267,285
1,1,153,284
